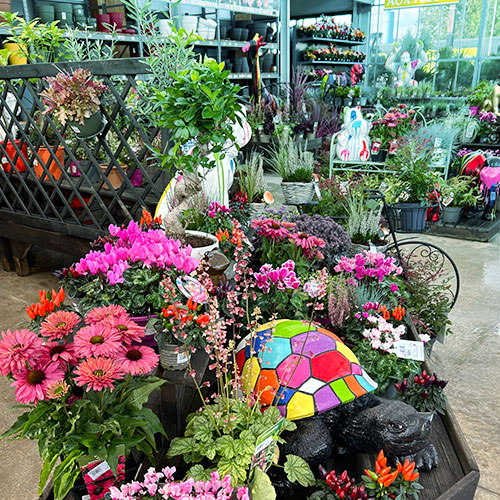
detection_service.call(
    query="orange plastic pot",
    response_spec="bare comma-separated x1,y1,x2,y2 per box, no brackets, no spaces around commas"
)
100,164,124,190
2,140,28,172
3,42,27,65
33,146,65,181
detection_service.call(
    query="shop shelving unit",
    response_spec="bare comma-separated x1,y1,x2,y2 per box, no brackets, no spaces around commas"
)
12,0,281,83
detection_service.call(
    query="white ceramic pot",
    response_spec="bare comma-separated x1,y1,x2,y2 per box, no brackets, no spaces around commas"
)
185,230,219,260
198,17,216,39
181,15,198,33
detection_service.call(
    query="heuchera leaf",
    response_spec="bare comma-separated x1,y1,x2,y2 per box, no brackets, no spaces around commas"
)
284,454,315,487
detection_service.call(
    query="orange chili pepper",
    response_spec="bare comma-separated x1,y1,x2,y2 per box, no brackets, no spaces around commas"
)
375,462,382,474
409,472,419,482
380,466,391,476
392,306,405,321
364,469,377,480
58,287,65,302
26,306,36,320
377,450,387,468
380,471,398,487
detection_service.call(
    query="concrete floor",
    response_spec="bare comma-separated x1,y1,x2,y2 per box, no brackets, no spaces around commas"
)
0,232,499,499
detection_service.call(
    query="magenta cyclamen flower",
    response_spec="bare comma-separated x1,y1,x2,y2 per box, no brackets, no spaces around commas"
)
74,221,199,285
254,260,301,293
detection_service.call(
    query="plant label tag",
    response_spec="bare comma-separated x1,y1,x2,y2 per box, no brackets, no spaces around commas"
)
87,461,110,480
177,352,188,364
314,182,322,200
250,419,285,473
442,194,454,207
390,340,425,361
83,496,91,500
465,122,476,139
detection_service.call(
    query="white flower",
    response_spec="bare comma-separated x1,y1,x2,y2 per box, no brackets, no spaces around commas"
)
419,334,431,343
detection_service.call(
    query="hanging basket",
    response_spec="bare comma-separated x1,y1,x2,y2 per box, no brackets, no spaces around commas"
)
68,111,105,139
160,344,190,371
281,181,314,205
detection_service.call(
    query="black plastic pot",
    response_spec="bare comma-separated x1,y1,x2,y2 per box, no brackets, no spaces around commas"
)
261,53,273,72
371,149,387,162
229,27,242,41
442,206,462,224
393,203,428,232
240,28,249,41
220,25,228,39
68,111,105,139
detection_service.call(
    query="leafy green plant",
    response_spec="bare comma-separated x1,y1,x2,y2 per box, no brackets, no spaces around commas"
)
0,12,66,63
267,136,314,183
440,176,481,208
152,58,241,175
63,27,117,61
353,339,421,395
238,154,265,203
345,194,383,245
40,69,107,126
167,398,313,488
466,80,493,107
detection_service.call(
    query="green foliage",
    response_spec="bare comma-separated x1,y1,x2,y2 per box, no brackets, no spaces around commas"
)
440,176,481,208
167,398,306,487
238,154,265,203
467,80,494,107
284,454,316,487
345,194,382,244
267,136,314,183
353,340,421,395
0,12,66,63
67,265,166,317
63,28,117,61
252,468,277,500
152,58,241,174
2,376,166,500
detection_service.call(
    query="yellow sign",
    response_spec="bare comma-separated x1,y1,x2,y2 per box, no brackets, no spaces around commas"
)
384,0,458,9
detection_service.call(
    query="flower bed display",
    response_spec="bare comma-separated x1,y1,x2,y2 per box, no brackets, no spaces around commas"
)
304,45,366,63
297,16,365,42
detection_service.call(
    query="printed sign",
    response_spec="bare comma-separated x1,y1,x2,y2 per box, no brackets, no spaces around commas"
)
384,0,458,8
81,456,125,500
390,340,425,361
250,419,285,473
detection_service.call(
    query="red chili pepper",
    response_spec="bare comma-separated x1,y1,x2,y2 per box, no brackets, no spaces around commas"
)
26,306,36,320
364,469,377,480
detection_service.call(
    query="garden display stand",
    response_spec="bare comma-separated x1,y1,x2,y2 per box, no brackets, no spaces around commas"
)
430,210,500,242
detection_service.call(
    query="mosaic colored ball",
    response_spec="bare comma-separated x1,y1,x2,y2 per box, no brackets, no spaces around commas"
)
235,319,377,420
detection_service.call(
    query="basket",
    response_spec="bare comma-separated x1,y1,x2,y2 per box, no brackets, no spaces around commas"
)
281,181,315,205
387,203,437,233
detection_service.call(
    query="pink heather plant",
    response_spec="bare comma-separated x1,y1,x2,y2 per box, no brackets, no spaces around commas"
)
74,221,199,285
109,468,249,500
334,250,402,284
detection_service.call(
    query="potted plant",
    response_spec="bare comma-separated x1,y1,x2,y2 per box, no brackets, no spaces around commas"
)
41,68,107,139
385,134,442,232
267,135,315,205
0,304,166,500
466,81,493,116
439,176,481,224
237,154,273,218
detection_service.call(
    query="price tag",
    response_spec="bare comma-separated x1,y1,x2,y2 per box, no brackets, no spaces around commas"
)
389,340,425,361
82,496,91,500
87,461,110,481
250,419,284,473
177,352,188,364
442,194,454,207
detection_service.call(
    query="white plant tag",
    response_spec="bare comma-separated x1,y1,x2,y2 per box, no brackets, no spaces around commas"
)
87,461,110,481
82,496,91,500
389,340,425,361
177,352,188,364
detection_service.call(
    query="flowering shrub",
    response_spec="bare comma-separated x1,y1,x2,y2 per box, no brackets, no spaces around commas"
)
41,68,107,125
110,468,249,500
395,369,448,414
0,304,165,500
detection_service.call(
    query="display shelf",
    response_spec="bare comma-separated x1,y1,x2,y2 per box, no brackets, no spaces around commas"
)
229,72,278,79
166,0,278,17
460,143,500,148
299,60,364,66
430,211,500,242
195,39,278,49
297,36,366,46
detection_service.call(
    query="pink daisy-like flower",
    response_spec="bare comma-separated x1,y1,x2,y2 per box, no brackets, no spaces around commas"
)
250,218,294,241
73,324,123,359
74,356,123,392
101,315,145,345
11,362,65,404
40,341,75,370
40,310,80,340
85,304,128,325
116,345,159,375
46,379,70,399
0,329,44,376
290,232,326,250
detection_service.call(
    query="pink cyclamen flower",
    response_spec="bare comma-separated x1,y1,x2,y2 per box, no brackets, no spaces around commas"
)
85,304,128,325
11,362,65,404
40,310,80,339
74,356,123,392
101,314,145,345
73,324,123,359
116,345,159,375
0,329,44,376
40,340,75,370
390,283,399,292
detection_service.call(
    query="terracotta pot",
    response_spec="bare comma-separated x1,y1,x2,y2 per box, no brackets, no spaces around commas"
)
33,146,65,181
100,164,124,190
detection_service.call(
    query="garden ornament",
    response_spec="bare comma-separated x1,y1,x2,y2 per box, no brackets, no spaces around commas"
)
334,106,371,161
155,106,252,239
237,320,438,477
385,41,428,88
479,156,500,220
482,77,500,117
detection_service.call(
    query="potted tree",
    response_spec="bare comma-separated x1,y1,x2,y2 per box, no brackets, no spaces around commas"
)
385,134,442,232
440,176,481,224
267,135,315,205
41,68,107,139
